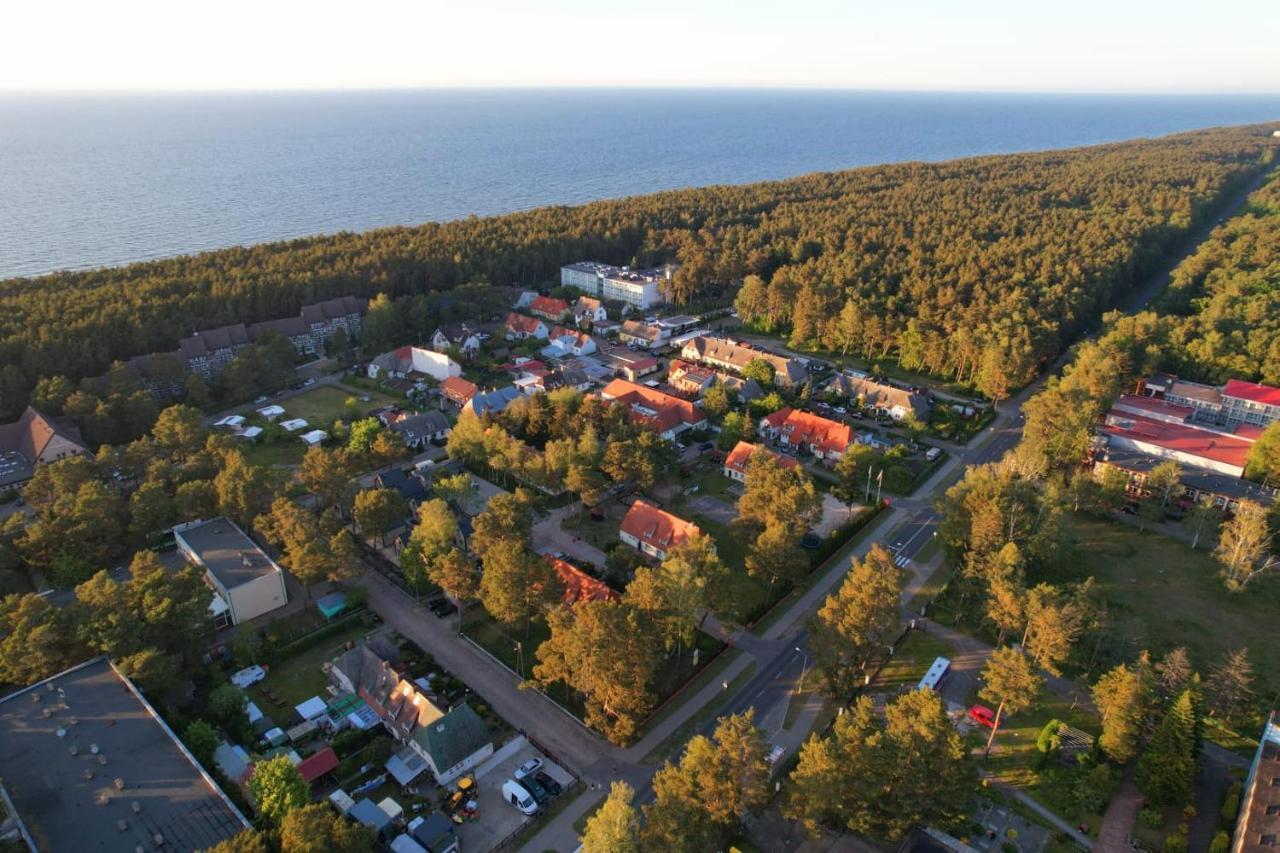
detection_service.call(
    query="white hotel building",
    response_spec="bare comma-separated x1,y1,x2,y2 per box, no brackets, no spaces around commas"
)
560,261,673,310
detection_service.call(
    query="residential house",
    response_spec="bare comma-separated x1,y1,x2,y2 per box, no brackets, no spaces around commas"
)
608,351,660,382
758,408,853,463
515,365,592,395
462,386,523,418
429,325,482,358
546,556,620,605
723,440,800,482
618,320,664,349
680,336,807,388
1232,711,1280,853
572,296,608,328
592,318,623,337
667,359,717,397
541,326,597,359
827,374,931,421
328,645,493,785
367,347,462,382
439,376,478,411
389,411,452,448
174,517,289,628
504,313,549,341
560,261,672,310
619,500,703,560
600,378,707,440
0,407,89,488
528,295,570,322
655,315,700,336
513,291,538,310
375,468,431,510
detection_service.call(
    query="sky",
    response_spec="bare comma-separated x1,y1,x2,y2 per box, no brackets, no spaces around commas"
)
2,0,1276,94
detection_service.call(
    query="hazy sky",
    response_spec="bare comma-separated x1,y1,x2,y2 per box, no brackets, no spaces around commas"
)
3,0,1276,93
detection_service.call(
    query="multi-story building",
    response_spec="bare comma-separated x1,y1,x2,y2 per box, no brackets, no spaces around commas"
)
174,517,289,628
826,373,931,421
758,407,853,463
1145,374,1280,429
560,261,673,310
680,336,807,388
723,440,800,482
0,407,89,488
1232,711,1280,853
1100,394,1259,478
600,379,707,440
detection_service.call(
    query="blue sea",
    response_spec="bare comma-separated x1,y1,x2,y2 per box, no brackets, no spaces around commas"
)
0,89,1277,281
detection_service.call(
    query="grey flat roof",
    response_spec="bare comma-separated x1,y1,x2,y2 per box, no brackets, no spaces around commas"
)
0,657,249,852
176,517,280,590
1103,447,1278,504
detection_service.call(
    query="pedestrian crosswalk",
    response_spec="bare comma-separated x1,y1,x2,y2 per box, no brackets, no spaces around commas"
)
894,553,911,568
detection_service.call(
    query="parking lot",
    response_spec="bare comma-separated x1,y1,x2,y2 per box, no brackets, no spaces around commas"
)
455,735,575,853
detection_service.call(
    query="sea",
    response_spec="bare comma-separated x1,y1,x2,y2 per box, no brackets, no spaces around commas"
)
1,89,1278,281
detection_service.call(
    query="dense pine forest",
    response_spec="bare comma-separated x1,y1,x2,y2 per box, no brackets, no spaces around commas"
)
0,124,1274,411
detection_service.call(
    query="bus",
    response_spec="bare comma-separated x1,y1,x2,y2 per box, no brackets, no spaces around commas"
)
916,656,951,692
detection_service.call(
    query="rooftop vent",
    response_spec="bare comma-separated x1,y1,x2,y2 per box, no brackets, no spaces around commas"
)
90,743,99,754
56,727,66,738
116,819,128,832
130,801,141,814
82,769,93,780
98,754,108,765
69,745,78,755
114,777,126,791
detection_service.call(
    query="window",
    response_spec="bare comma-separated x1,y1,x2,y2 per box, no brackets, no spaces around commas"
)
1260,834,1278,847
1266,804,1280,816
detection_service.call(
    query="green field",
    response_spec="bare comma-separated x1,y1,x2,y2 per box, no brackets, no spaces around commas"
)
245,621,375,711
1046,516,1280,699
247,383,400,427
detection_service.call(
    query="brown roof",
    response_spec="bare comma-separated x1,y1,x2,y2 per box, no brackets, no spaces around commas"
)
529,296,570,317
600,379,706,433
724,440,799,476
680,336,805,384
620,320,661,342
0,407,86,462
506,313,545,335
178,323,250,360
547,557,619,605
828,375,930,418
248,315,309,339
620,500,701,553
299,295,368,324
440,376,478,404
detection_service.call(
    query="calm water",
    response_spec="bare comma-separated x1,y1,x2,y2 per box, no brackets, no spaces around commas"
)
1,89,1278,280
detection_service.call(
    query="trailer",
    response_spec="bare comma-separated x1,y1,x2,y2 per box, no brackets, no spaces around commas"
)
916,656,951,692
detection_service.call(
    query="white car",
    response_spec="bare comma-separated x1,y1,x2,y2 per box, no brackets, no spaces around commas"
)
514,758,543,781
502,779,538,816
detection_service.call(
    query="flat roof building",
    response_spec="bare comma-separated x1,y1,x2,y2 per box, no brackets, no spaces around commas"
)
174,517,289,627
1233,712,1280,853
0,657,250,852
560,261,672,310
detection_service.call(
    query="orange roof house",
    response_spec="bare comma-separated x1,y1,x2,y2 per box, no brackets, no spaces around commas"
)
600,378,706,438
546,556,619,605
505,313,549,340
758,407,852,461
619,499,703,560
528,296,570,320
440,376,478,408
722,440,800,481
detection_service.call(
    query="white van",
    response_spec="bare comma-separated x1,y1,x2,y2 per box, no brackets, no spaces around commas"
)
503,779,538,816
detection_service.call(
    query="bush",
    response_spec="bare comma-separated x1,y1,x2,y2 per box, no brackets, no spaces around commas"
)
330,728,375,758
1140,808,1165,829
1075,764,1117,814
1222,782,1242,822
1037,719,1064,753
1209,831,1230,853
1001,844,1017,853
1163,830,1188,853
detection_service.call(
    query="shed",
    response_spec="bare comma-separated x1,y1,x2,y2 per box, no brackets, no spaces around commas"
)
316,591,348,619
410,812,457,851
295,696,328,721
297,747,339,784
281,418,309,432
213,741,252,784
300,429,328,446
261,727,287,748
350,798,393,835
257,404,285,421
238,426,264,441
378,797,405,823
390,835,428,853
329,788,355,816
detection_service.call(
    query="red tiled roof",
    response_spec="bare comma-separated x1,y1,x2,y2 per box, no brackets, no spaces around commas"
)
723,440,800,475
297,747,339,783
600,379,706,433
440,376,478,403
762,408,852,455
1112,394,1195,421
1100,411,1253,470
620,500,701,553
1223,378,1280,407
506,313,545,334
547,557,619,605
529,296,570,316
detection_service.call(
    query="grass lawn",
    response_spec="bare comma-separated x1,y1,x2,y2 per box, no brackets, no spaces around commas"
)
275,384,400,425
868,629,956,692
238,439,307,468
1048,515,1280,704
245,621,373,711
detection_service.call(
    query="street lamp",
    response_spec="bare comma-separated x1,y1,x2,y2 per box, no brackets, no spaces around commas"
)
514,641,523,679
794,646,809,694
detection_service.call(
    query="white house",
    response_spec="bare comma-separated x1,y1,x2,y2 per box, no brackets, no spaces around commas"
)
174,518,289,627
541,326,597,359
504,314,549,341
429,326,482,358
368,346,463,382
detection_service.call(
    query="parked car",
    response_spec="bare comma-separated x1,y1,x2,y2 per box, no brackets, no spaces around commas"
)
766,744,786,765
430,600,457,618
502,780,538,816
519,773,550,805
254,396,269,404
968,705,997,729
534,771,562,797
514,758,543,781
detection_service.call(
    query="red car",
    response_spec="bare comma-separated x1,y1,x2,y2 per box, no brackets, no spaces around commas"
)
969,705,997,728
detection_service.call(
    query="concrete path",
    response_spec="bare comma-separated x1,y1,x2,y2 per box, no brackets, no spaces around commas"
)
993,779,1094,849
1093,768,1141,853
531,504,609,568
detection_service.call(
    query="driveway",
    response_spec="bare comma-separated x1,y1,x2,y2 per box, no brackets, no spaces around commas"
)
531,505,609,568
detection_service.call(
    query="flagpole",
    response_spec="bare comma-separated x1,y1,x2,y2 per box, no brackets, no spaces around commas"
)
876,469,883,504
865,463,872,504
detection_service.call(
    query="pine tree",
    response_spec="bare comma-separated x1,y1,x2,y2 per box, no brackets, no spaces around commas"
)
1136,688,1198,806
1206,647,1254,724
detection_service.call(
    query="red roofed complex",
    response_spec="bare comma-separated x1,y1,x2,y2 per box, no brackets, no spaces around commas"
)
619,500,703,560
547,557,619,605
1222,379,1280,427
723,440,800,481
600,379,707,439
297,747,339,785
1101,406,1254,477
758,408,853,463
528,296,570,321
